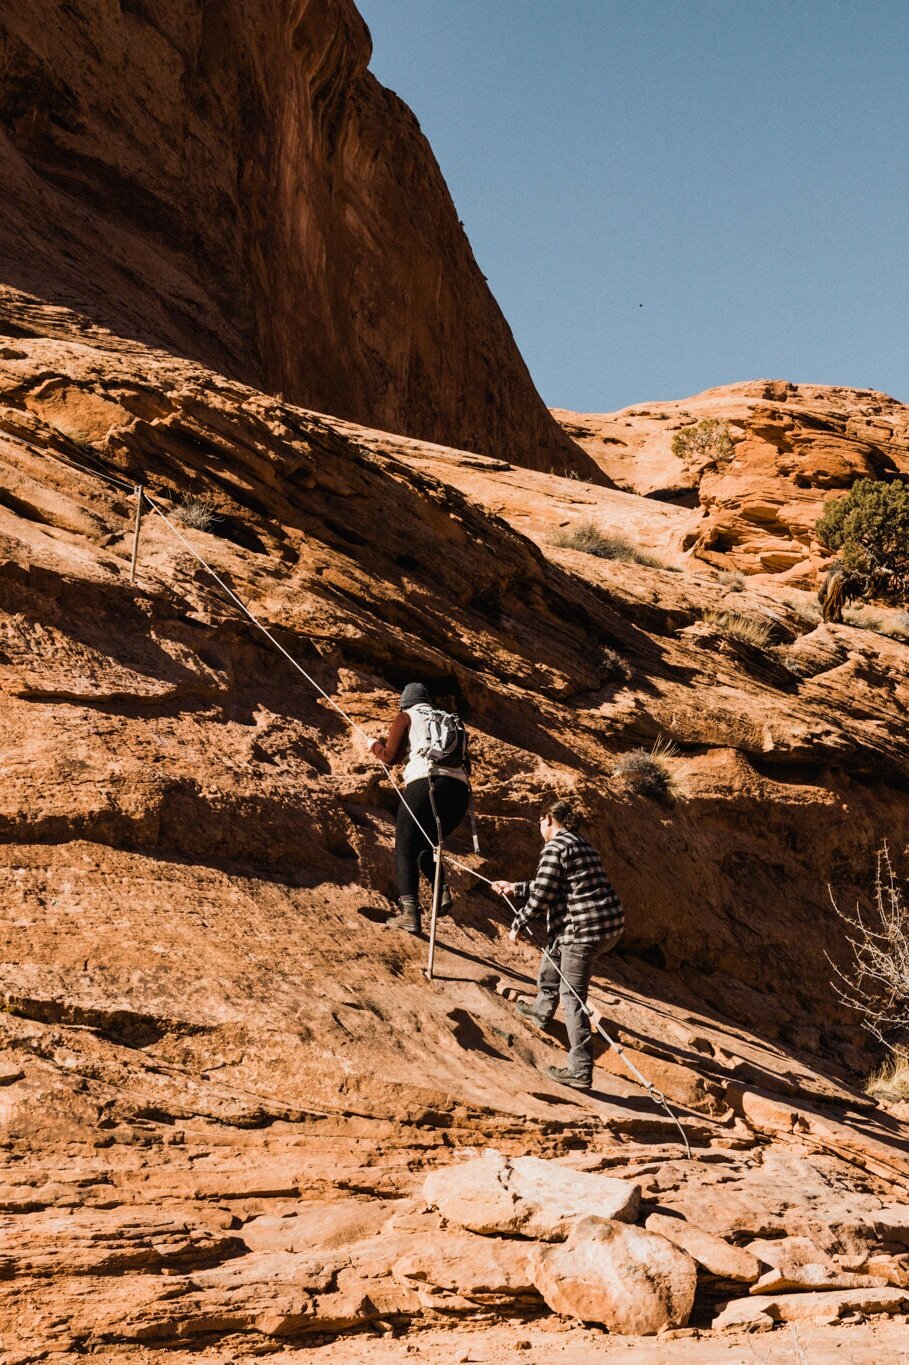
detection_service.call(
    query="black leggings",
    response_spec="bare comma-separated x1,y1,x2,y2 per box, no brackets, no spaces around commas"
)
395,776,470,900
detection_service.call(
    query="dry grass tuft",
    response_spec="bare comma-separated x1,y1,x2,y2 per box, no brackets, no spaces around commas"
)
867,1049,909,1103
702,607,773,649
551,520,633,558
175,493,220,532
551,520,668,569
614,739,677,799
844,603,909,641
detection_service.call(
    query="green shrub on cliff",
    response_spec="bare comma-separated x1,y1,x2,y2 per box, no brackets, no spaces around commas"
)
671,419,734,477
816,478,909,605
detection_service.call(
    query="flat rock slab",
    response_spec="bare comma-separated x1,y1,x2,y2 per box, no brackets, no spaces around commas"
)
870,1206,909,1246
535,1216,697,1335
744,1234,832,1271
422,1150,640,1240
714,1285,909,1329
0,1206,239,1276
240,1201,396,1254
645,1212,761,1283
751,1264,889,1294
392,1230,539,1299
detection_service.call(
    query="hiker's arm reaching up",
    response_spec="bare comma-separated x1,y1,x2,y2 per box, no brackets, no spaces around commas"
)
510,842,565,935
370,711,410,764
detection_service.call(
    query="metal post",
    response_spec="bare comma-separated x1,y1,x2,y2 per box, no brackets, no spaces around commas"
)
129,485,145,584
425,844,443,980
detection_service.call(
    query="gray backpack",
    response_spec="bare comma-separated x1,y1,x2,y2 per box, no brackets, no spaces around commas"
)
425,708,468,768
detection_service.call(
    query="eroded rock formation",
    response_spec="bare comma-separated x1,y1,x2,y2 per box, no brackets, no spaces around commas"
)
0,0,590,474
556,380,909,581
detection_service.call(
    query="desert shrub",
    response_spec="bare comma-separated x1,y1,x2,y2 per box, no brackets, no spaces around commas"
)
613,739,677,799
599,646,631,684
702,608,773,649
551,520,668,568
815,478,909,605
176,493,220,531
718,569,745,593
829,846,909,1052
671,419,735,478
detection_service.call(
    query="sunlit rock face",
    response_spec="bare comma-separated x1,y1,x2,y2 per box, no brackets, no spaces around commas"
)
555,379,909,582
0,0,591,474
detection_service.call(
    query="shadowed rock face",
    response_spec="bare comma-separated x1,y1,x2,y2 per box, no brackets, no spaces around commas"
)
0,0,591,475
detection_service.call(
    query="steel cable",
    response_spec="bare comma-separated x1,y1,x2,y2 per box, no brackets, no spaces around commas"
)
15,453,694,1154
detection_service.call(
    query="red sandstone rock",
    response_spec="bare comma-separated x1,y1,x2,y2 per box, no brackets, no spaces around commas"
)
714,1285,909,1329
0,0,590,475
0,69,906,1356
422,1151,641,1240
555,380,909,582
534,1217,697,1333
644,1212,761,1283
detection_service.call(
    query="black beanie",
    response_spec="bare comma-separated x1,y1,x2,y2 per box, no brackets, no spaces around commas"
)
399,682,432,710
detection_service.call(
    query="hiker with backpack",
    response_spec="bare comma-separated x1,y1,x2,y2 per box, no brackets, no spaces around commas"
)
368,683,471,935
492,799,624,1091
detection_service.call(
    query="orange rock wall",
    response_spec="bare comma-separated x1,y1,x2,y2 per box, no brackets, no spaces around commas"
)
0,0,589,474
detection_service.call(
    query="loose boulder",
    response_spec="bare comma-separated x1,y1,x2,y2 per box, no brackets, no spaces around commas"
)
534,1217,697,1334
422,1151,640,1241
645,1211,761,1283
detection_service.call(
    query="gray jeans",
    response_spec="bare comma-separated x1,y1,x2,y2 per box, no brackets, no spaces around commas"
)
533,931,622,1080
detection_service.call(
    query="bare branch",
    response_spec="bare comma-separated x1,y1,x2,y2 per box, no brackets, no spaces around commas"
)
827,845,909,1052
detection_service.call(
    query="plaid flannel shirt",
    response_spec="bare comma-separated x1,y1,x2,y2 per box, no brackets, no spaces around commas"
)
511,830,624,947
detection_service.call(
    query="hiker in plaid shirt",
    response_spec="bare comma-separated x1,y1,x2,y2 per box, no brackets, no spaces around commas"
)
492,799,623,1091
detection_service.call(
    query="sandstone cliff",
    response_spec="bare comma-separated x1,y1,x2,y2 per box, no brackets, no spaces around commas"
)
0,0,591,475
2,6,909,1357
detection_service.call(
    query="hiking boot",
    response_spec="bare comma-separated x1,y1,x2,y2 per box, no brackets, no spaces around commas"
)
437,884,453,918
515,1000,553,1033
546,1064,591,1091
385,896,421,936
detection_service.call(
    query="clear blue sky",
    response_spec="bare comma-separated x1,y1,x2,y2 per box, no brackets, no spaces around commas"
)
357,0,908,413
